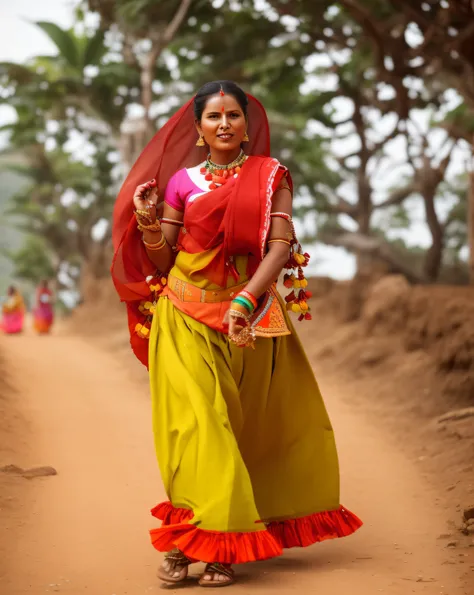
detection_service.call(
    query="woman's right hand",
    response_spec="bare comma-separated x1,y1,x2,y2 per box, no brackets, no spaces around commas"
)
133,179,159,222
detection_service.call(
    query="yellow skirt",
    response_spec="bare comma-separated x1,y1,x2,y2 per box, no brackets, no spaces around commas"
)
148,297,361,564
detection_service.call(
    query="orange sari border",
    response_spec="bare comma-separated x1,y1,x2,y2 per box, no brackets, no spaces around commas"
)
150,522,282,564
266,505,363,549
150,501,362,562
151,501,194,525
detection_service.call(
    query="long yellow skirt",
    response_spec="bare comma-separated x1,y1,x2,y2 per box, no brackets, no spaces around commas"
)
148,297,361,564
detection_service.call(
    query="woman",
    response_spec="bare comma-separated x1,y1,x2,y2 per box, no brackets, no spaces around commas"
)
1,285,25,334
112,81,361,588
33,280,54,334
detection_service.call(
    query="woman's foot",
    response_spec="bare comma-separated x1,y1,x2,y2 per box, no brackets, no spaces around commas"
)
198,563,234,588
156,548,192,584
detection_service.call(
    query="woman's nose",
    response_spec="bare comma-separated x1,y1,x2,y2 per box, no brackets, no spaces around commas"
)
220,114,229,129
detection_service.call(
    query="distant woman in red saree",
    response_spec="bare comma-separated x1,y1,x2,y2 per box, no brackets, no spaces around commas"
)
33,280,54,334
111,81,361,588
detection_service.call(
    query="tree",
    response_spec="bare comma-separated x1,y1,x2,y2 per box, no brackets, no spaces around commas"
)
86,0,214,163
6,236,56,285
333,0,474,280
0,19,132,294
2,0,472,291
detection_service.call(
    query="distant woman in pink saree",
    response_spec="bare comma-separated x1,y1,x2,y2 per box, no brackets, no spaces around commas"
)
1,285,25,334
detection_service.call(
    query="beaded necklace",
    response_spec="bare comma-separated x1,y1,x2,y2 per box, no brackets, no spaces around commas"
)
200,150,247,190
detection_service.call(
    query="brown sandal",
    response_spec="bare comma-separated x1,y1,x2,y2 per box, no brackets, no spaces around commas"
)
198,563,235,588
156,548,193,584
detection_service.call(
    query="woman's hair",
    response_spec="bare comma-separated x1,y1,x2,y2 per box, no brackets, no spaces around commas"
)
194,80,248,121
7,285,15,295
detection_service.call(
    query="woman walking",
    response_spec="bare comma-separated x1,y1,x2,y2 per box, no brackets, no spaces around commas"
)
33,280,54,334
112,81,361,588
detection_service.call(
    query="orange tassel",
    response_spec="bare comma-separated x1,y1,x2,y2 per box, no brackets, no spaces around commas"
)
135,323,150,338
281,227,312,322
299,300,309,312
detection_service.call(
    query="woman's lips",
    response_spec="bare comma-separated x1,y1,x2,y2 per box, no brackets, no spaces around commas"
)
217,134,233,140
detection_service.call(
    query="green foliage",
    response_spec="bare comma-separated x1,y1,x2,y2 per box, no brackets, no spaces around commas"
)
35,22,81,68
6,236,56,284
1,0,473,290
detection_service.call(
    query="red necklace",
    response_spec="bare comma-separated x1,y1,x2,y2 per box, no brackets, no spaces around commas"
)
200,150,247,190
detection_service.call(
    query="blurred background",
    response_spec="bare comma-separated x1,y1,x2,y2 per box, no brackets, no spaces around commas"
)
1,2,474,593
1,0,473,306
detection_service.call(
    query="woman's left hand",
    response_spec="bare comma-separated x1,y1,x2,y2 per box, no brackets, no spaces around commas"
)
223,308,248,338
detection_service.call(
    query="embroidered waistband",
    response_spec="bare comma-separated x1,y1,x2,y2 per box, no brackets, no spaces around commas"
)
167,275,247,304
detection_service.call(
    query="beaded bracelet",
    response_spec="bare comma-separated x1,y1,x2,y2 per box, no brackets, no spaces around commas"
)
135,209,153,220
229,308,251,322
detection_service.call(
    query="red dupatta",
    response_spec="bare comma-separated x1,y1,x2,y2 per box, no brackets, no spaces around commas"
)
180,155,289,286
111,93,283,367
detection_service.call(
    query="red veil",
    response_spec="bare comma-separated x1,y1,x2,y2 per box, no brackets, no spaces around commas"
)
111,94,273,366
112,95,271,252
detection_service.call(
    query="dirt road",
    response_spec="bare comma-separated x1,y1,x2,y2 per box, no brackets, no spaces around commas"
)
1,331,470,595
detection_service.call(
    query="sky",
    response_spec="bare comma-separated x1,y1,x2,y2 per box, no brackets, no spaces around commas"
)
0,0,74,61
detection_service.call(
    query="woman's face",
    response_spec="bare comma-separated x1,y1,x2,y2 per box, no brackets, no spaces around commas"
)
197,94,247,153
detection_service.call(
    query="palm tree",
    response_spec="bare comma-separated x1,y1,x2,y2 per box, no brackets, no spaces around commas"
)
0,21,139,138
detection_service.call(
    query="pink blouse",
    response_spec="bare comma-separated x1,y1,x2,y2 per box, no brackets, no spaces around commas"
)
164,162,290,212
164,165,210,212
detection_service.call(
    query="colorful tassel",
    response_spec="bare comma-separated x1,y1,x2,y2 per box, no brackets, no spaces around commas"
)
282,234,312,323
135,274,169,341
135,322,150,338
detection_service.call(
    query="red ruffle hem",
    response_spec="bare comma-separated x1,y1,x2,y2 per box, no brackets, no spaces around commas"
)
150,501,362,564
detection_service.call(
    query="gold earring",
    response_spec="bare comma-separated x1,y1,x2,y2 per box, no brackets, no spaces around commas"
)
243,131,249,143
196,134,205,147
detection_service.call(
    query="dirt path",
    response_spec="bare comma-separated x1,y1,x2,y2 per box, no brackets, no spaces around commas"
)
1,331,470,595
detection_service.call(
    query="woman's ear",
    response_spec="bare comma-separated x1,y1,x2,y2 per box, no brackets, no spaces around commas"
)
195,120,202,136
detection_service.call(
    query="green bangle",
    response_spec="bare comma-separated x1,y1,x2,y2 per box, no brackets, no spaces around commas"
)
232,296,254,313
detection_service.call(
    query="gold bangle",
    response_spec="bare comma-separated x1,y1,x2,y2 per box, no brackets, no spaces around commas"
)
144,233,165,247
138,220,162,232
146,243,167,252
135,209,153,219
135,210,155,228
143,234,167,251
145,242,167,252
268,239,291,246
230,301,252,316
